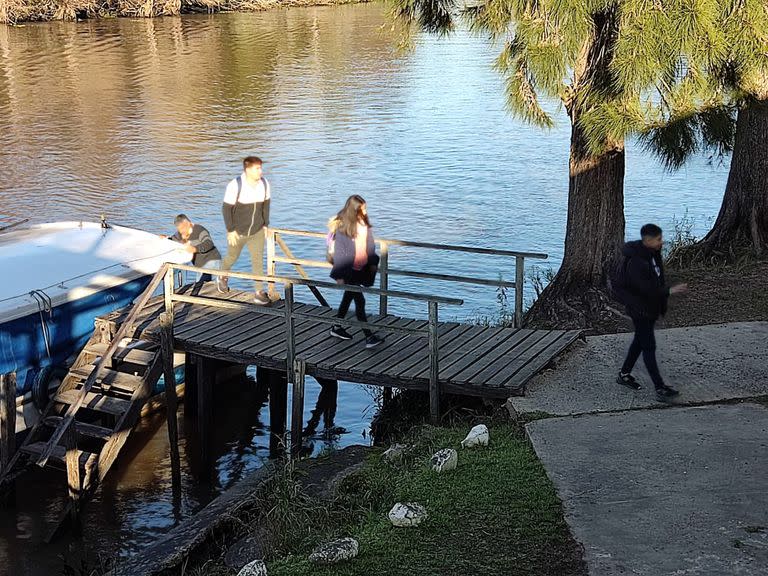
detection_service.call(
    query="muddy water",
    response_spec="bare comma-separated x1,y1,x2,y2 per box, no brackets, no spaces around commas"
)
0,2,730,574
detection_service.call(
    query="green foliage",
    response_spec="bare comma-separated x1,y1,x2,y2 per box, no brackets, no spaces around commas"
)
388,0,767,157
268,425,586,576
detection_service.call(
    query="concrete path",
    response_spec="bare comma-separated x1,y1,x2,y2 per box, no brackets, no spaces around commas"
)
510,322,768,418
527,403,768,576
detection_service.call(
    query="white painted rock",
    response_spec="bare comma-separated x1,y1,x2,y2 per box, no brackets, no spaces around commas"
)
461,424,490,448
388,502,428,527
237,559,267,576
309,537,359,564
382,443,408,463
430,448,458,473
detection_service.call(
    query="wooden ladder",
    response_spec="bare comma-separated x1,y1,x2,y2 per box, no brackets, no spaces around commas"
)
0,265,170,540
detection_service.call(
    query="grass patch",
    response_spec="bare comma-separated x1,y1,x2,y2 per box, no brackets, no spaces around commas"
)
267,424,585,576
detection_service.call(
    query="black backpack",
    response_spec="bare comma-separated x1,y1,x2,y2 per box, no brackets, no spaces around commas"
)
609,255,631,304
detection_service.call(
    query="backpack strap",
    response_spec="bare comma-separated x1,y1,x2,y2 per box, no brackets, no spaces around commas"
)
235,176,243,204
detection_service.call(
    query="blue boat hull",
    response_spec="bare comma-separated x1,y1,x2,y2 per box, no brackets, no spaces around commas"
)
0,277,152,397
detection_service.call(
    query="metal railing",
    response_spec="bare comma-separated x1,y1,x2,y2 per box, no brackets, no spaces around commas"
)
265,227,548,328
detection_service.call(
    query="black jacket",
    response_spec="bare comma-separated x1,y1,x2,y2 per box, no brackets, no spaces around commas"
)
618,240,669,320
171,224,221,268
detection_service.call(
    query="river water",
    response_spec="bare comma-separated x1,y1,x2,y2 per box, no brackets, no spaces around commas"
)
0,3,729,574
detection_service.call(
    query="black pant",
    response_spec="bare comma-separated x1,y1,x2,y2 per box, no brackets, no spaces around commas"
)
621,317,665,388
336,289,372,337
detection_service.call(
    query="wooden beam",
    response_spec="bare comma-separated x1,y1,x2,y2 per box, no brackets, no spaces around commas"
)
64,421,80,527
515,256,525,328
266,368,287,458
274,233,330,307
168,264,464,306
159,312,181,488
196,355,215,469
379,242,389,316
290,359,306,457
270,226,549,259
0,373,16,477
387,267,518,288
428,301,440,424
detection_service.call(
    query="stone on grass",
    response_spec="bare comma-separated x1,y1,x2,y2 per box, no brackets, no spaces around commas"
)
388,502,427,527
382,443,408,463
237,559,267,576
461,424,489,449
430,448,458,473
309,537,359,564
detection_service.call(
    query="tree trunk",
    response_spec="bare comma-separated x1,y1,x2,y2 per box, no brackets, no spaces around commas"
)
524,121,626,329
696,99,768,259
524,6,627,330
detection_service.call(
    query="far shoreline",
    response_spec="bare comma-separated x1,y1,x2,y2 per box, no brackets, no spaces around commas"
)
1,0,371,26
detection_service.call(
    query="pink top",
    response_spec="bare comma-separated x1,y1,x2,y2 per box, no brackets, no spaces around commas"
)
353,222,368,271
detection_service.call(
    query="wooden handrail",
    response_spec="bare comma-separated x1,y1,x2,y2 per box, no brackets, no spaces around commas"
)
270,226,548,260
167,264,464,306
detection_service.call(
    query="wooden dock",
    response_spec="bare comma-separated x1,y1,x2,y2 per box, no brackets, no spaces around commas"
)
102,282,581,400
0,228,580,539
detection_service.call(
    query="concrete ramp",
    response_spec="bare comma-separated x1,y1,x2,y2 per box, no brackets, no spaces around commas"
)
527,403,768,576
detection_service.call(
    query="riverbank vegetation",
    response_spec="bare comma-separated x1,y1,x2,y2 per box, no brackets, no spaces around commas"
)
180,423,586,576
0,0,365,25
392,0,768,331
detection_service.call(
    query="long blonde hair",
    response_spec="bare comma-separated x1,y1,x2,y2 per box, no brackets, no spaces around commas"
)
329,194,371,238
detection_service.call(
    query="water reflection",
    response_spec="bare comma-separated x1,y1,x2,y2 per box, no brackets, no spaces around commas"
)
0,3,731,573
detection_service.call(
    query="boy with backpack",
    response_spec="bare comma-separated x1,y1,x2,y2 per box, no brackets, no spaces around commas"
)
612,224,688,400
218,156,271,304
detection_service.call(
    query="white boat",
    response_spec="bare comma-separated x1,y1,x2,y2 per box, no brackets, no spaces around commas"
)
0,221,191,433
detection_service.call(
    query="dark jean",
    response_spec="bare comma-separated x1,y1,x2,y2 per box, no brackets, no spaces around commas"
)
621,317,665,388
336,288,372,337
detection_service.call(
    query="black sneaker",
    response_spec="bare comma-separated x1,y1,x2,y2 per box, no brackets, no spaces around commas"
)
365,335,384,349
656,385,680,401
616,372,642,390
330,326,353,340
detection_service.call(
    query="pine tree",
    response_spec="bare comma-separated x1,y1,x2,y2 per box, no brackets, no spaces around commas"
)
389,0,724,328
641,0,768,263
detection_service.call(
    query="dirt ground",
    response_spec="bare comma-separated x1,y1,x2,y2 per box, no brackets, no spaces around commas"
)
662,260,768,329
586,260,768,335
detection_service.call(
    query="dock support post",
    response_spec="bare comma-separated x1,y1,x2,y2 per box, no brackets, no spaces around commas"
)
267,228,277,299
196,355,215,471
284,283,304,456
290,360,306,457
63,421,80,527
266,368,287,458
515,256,524,328
379,241,389,317
159,312,182,489
0,373,16,477
184,355,197,416
428,301,440,424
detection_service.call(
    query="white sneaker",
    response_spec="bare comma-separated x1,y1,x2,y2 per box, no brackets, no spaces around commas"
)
254,290,270,305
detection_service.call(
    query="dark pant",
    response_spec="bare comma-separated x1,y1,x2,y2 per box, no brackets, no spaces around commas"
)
621,317,665,388
336,289,372,337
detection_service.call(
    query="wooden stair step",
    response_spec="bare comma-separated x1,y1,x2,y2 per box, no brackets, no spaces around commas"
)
21,442,96,470
44,417,113,441
83,342,158,366
70,366,145,392
54,390,131,415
